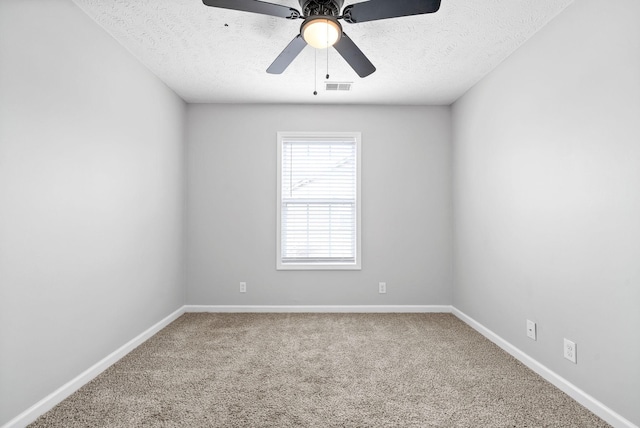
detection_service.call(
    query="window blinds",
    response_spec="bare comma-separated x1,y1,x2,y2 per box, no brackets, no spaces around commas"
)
280,136,358,265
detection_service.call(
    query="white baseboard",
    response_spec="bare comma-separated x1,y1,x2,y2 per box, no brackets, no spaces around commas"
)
185,305,453,313
2,306,186,428
452,308,637,428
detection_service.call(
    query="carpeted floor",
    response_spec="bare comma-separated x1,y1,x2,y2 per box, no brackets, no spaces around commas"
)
31,313,610,427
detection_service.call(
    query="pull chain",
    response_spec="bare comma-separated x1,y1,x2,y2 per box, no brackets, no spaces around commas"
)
326,19,330,80
326,48,330,80
313,48,318,96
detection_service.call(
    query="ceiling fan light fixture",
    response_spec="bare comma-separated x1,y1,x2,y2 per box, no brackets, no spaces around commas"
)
301,17,342,49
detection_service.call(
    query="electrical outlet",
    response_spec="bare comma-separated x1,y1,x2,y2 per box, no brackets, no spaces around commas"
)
378,282,386,294
526,320,537,341
239,282,247,293
564,338,577,363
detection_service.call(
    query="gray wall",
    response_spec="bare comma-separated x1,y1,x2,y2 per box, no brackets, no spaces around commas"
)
0,1,186,425
452,0,640,425
187,104,452,306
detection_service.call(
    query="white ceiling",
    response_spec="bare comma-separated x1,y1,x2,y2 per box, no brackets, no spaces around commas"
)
71,0,573,105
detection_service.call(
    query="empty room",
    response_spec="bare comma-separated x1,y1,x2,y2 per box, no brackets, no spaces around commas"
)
0,0,638,427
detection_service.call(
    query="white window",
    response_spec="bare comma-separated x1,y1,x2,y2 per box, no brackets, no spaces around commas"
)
277,132,361,270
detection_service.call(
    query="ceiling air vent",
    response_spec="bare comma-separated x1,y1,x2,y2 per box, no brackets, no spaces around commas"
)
325,82,352,91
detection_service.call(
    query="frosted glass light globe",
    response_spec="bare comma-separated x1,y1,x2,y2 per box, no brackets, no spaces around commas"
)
302,18,342,49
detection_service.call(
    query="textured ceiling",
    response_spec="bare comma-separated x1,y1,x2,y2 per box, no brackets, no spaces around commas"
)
71,0,574,105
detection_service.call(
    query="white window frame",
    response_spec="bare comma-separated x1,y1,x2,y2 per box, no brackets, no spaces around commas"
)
276,131,362,270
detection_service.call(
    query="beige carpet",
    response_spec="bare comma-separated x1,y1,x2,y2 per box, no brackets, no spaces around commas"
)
31,313,609,427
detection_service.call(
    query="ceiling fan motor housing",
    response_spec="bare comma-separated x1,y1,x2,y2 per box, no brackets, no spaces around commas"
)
300,0,343,17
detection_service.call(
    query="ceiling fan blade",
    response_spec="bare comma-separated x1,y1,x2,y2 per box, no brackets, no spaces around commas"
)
202,0,300,19
342,0,441,24
333,33,376,78
267,35,308,74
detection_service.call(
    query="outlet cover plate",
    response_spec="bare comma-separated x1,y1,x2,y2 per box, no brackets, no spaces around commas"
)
378,282,386,294
526,320,537,340
564,338,577,363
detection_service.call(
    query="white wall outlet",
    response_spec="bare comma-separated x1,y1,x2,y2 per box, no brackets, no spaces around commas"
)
378,282,387,294
526,320,537,341
564,338,577,363
239,282,247,293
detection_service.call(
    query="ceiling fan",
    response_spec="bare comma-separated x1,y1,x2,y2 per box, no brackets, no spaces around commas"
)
202,0,442,78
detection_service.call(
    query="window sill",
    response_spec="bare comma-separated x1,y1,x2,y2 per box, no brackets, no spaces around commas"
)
277,262,361,271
